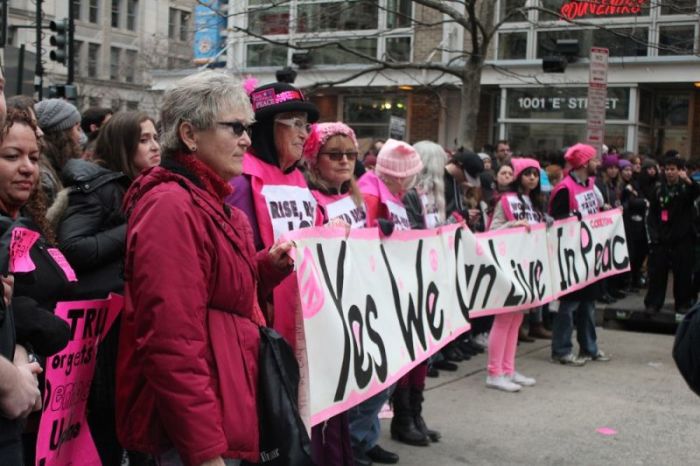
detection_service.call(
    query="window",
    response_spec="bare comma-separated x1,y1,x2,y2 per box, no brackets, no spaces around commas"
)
506,123,627,158
386,0,412,28
88,96,101,107
246,43,288,67
72,0,82,21
111,99,123,111
344,95,407,140
248,5,290,35
169,8,191,41
111,0,121,28
539,0,650,21
500,0,527,23
304,38,377,65
89,0,99,23
74,40,83,76
660,0,697,15
180,11,190,42
658,25,696,56
110,47,120,80
385,37,411,62
498,32,527,59
537,28,648,58
505,87,630,120
126,0,138,30
88,43,100,76
125,50,137,82
297,1,378,33
168,8,177,39
126,101,139,111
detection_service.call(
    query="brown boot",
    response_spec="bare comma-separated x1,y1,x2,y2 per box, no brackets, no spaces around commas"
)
518,325,535,343
529,323,552,339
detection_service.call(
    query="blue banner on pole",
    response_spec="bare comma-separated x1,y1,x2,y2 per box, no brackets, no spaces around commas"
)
193,0,224,64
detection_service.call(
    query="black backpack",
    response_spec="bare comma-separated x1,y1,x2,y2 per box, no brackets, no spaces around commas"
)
673,304,700,397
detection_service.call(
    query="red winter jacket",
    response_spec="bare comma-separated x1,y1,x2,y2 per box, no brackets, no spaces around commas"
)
115,163,287,466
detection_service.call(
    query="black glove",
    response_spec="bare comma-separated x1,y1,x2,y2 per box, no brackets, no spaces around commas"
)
573,210,583,221
377,218,395,237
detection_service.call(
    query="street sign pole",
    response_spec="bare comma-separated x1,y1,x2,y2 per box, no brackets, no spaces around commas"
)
586,47,609,156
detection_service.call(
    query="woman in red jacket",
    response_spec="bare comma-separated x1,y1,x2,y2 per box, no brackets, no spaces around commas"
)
115,71,293,466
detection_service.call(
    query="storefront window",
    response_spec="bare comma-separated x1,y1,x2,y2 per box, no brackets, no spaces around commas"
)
654,94,689,127
506,123,627,157
344,95,407,140
537,28,648,58
506,87,630,120
658,25,696,56
498,32,527,59
541,0,650,21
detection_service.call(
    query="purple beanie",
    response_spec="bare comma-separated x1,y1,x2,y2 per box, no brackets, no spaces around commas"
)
618,159,633,170
602,154,620,169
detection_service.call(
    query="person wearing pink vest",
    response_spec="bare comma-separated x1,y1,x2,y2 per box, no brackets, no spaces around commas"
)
353,139,423,466
227,82,322,347
548,143,611,366
302,122,364,466
486,158,543,392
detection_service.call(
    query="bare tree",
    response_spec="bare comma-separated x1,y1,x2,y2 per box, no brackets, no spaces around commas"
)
211,0,699,149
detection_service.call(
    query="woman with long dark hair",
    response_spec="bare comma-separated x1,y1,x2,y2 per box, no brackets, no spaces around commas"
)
54,111,161,466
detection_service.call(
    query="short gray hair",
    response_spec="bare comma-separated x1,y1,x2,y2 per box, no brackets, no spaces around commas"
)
159,70,254,158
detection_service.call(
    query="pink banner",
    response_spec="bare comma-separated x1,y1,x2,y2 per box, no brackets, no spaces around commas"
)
36,294,123,466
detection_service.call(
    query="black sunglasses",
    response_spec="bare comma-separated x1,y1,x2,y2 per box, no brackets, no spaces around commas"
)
217,121,252,137
320,151,359,161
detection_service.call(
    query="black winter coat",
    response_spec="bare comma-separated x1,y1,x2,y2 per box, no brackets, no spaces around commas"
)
58,159,130,299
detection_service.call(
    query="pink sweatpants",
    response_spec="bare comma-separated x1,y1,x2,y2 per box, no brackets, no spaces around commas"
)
487,312,524,376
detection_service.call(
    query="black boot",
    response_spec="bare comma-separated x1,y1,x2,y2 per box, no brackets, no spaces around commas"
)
390,387,430,446
410,388,441,442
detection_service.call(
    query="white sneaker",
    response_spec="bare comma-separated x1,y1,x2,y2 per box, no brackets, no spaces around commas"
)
508,371,536,386
486,375,521,392
474,332,489,348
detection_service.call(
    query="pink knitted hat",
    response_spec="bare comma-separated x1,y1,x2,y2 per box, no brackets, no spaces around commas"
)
511,157,541,180
564,143,597,169
303,122,359,166
375,139,423,178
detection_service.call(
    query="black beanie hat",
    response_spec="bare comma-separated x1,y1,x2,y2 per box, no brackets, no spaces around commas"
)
250,82,320,123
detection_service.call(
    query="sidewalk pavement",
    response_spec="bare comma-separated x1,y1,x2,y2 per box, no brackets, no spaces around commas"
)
378,327,700,465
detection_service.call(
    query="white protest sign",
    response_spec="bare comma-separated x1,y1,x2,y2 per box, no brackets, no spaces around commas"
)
286,209,629,425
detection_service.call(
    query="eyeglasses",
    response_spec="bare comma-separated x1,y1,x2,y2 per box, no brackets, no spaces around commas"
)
217,121,252,137
320,151,359,161
275,117,311,133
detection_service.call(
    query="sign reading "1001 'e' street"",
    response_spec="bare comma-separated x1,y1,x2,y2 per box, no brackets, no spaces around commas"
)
506,87,629,120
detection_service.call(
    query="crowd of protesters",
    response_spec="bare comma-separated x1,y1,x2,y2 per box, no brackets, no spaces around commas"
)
0,66,697,466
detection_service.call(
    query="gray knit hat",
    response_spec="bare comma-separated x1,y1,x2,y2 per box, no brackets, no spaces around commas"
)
35,99,81,133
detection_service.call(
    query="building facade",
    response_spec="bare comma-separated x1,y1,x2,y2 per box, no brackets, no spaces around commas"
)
226,0,700,158
4,0,196,114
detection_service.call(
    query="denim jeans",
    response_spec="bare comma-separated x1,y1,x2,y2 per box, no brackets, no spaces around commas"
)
347,387,392,452
551,299,598,358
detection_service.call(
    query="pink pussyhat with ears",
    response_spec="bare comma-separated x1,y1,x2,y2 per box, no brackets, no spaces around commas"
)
511,157,541,179
564,143,597,169
303,122,359,166
375,138,423,178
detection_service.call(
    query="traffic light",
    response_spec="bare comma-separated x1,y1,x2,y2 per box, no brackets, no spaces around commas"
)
49,19,68,64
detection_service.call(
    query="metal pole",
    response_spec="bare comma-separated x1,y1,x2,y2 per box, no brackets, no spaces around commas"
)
35,0,43,100
67,0,74,84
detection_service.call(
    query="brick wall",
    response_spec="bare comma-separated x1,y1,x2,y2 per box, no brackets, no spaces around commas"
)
310,95,338,123
413,5,444,62
408,91,441,143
